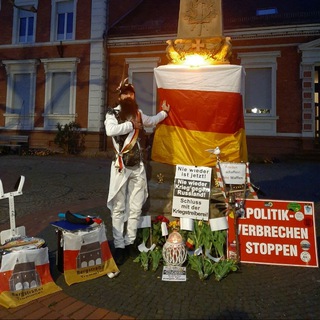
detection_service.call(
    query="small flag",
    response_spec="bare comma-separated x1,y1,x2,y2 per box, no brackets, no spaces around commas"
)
186,238,194,250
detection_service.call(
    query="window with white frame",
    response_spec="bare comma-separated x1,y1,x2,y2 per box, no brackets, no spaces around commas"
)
245,68,272,115
51,72,71,114
238,51,280,136
41,58,79,130
126,58,160,132
51,0,75,41
12,0,38,44
2,59,38,130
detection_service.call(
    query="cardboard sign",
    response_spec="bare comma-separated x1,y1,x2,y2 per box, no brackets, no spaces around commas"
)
227,199,318,267
172,165,212,221
162,266,187,281
219,162,246,184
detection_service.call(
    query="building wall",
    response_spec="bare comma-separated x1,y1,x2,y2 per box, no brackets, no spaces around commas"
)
106,31,320,159
0,0,106,152
1,1,319,158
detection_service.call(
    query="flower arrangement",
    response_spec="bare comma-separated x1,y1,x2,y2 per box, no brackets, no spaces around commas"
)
134,215,170,271
134,215,238,281
187,220,238,281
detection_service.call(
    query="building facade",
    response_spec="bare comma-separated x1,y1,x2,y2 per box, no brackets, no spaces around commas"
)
0,0,108,150
106,0,320,159
1,0,320,159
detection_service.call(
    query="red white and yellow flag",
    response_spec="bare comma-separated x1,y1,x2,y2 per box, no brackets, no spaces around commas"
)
62,224,119,286
152,65,248,166
0,247,61,308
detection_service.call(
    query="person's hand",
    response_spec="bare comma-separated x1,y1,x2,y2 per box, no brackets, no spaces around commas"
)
131,117,142,129
161,100,170,113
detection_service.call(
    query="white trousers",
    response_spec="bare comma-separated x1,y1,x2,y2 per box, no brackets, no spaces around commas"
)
111,165,147,249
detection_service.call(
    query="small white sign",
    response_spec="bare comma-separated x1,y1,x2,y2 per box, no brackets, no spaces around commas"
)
137,215,151,228
219,162,246,185
162,266,187,281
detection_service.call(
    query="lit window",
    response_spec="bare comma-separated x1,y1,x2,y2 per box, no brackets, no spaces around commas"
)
245,68,272,115
238,51,280,136
256,8,278,16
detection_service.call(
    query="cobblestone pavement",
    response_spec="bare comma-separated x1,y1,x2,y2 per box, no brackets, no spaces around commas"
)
0,154,319,319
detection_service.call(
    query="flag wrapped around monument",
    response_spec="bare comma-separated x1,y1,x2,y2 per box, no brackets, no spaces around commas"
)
152,65,247,166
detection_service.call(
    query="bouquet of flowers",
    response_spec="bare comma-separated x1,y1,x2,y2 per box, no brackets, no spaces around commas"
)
187,220,238,281
134,215,238,281
134,215,170,271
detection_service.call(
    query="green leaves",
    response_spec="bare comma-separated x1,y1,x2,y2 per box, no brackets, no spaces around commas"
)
186,220,237,281
54,121,85,154
150,248,163,271
134,218,238,281
142,227,150,244
211,230,227,258
134,248,163,272
133,251,149,271
212,259,238,281
189,220,226,260
188,254,204,280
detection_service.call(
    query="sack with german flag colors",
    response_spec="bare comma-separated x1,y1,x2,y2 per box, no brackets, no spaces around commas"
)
62,224,119,285
0,247,61,308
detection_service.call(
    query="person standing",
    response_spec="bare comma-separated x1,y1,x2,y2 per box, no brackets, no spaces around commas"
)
104,78,170,265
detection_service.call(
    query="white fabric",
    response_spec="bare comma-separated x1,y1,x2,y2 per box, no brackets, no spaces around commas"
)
108,164,148,248
104,105,167,248
0,247,49,272
154,64,245,94
105,105,167,209
62,225,106,251
209,217,229,231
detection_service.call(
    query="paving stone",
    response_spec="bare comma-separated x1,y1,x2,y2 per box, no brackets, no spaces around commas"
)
0,155,319,320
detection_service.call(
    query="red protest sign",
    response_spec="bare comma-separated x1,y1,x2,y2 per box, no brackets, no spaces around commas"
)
227,199,318,267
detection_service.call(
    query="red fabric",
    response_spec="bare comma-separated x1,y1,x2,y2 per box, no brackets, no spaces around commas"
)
158,88,244,134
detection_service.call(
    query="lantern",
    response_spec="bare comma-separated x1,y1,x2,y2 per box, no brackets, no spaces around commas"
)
162,231,187,266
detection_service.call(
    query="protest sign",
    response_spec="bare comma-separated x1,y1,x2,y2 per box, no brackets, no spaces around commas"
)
227,199,318,267
172,165,212,221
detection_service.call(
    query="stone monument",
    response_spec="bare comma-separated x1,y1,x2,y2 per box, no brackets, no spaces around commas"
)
166,0,232,65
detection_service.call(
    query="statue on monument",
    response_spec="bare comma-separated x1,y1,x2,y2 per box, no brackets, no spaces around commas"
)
166,0,232,65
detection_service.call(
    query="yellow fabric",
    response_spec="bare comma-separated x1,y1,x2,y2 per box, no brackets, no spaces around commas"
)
152,125,247,167
64,258,119,286
0,282,61,309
